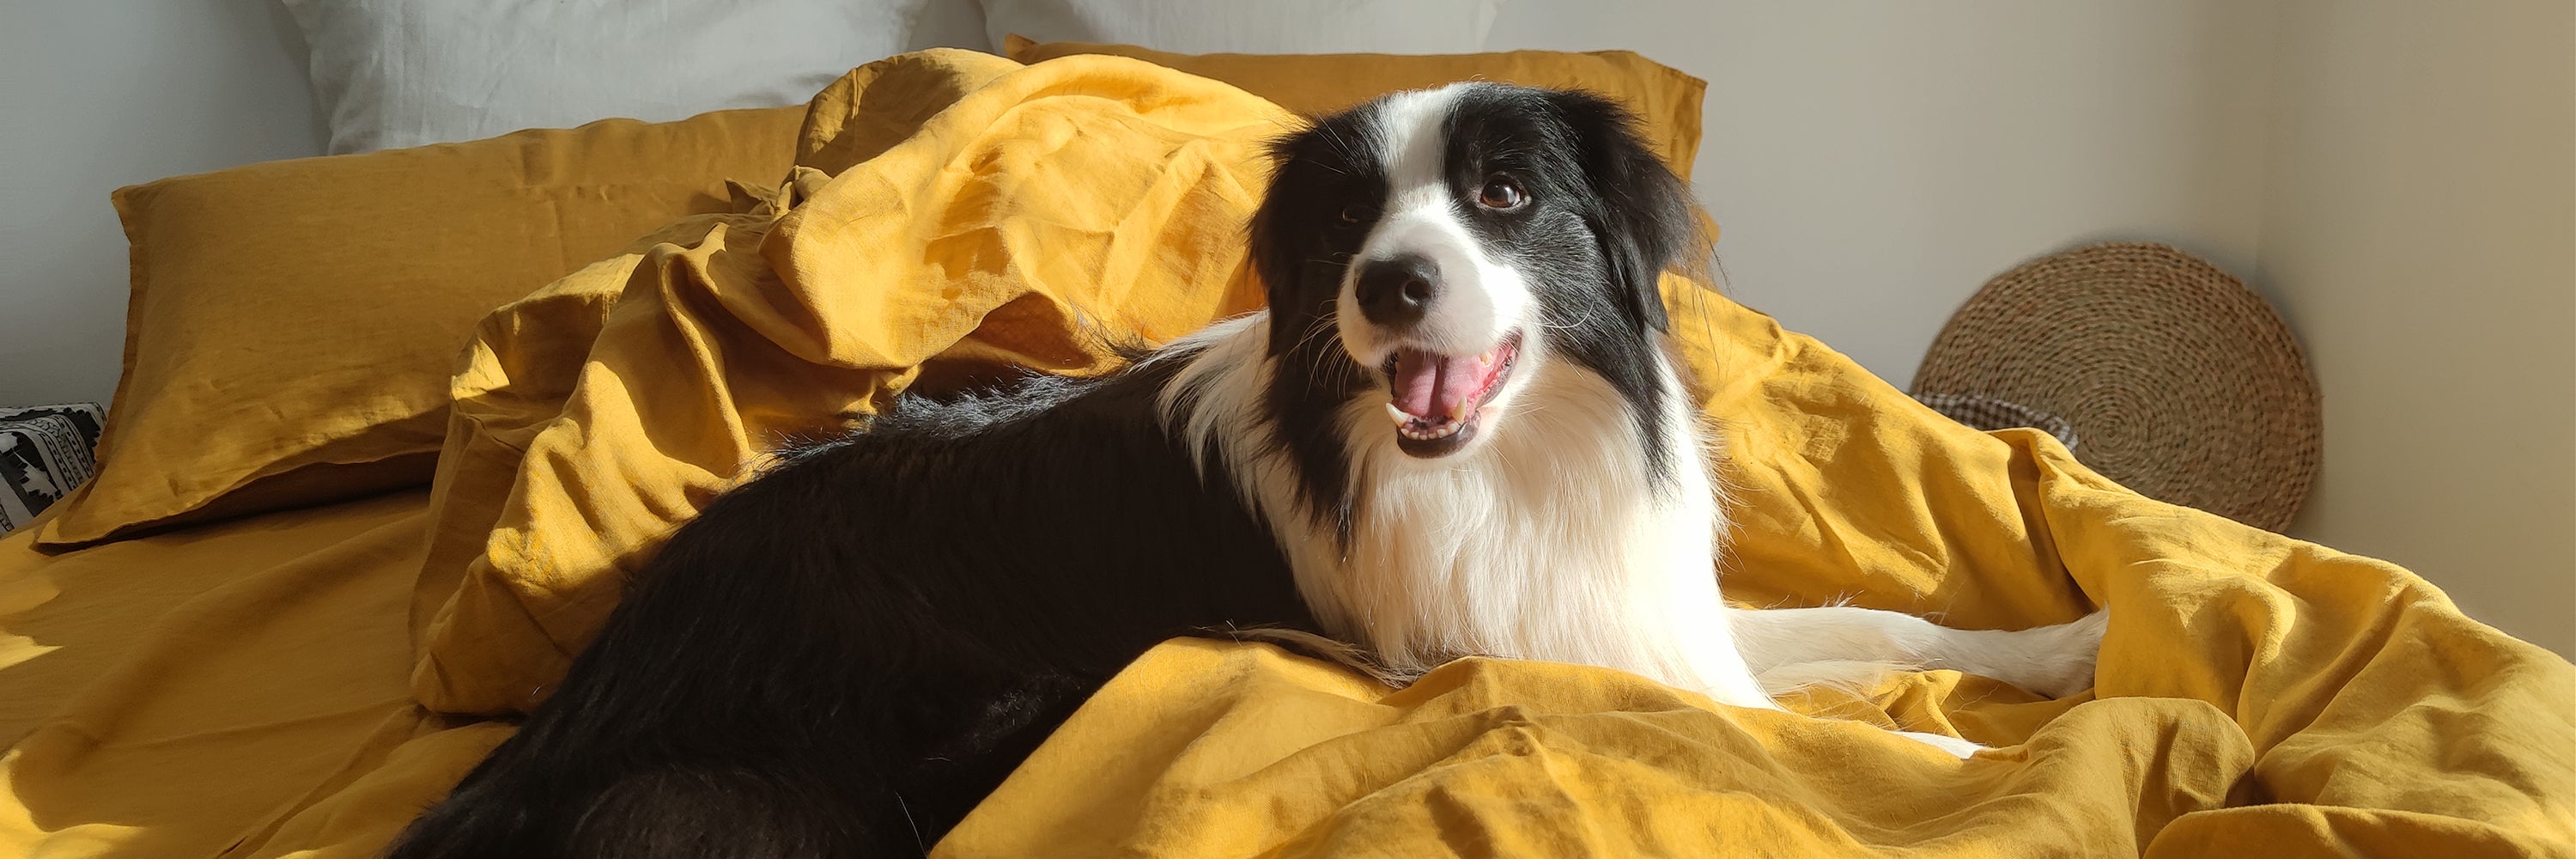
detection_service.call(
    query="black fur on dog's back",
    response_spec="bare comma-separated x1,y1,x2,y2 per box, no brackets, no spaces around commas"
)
383,359,1313,858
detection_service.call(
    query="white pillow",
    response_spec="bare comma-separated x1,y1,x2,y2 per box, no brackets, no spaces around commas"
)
283,0,918,154
977,0,1504,56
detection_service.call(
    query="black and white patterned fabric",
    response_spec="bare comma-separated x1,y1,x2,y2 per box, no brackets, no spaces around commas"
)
1,403,106,535
1912,392,2081,452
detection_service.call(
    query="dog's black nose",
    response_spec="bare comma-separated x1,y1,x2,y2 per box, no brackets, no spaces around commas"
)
1354,254,1440,329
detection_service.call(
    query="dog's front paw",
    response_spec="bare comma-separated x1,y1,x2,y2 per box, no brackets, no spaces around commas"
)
2020,609,2108,698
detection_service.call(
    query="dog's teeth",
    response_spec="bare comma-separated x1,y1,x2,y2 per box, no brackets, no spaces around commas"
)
1385,402,1411,427
1479,351,1493,364
1394,417,1469,442
1447,399,1468,420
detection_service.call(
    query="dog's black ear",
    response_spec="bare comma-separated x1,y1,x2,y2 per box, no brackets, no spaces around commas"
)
1551,91,1708,332
1247,122,1338,353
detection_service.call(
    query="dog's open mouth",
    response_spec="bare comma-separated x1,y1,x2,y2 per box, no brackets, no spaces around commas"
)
1380,332,1522,457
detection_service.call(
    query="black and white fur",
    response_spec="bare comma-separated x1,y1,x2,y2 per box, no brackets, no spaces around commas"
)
386,83,2103,859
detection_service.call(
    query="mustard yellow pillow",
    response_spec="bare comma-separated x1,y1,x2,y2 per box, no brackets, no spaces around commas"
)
1003,36,1707,179
36,107,805,548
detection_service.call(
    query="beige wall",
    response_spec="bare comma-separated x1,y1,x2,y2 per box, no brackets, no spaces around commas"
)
2256,0,2576,655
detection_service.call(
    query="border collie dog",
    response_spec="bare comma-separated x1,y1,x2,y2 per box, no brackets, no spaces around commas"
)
390,83,2105,858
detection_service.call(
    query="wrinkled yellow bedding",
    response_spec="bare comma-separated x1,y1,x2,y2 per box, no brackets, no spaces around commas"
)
4,49,2571,858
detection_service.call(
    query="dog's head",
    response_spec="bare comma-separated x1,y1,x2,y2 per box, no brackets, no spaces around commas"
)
1249,83,1707,461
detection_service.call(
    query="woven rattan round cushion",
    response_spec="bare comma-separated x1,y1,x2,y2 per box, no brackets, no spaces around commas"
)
1912,242,2321,531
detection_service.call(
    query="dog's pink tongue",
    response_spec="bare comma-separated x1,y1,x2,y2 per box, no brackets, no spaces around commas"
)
1390,350,1483,420
1392,350,1442,418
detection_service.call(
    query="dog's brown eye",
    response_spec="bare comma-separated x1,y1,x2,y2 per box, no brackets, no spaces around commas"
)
1339,204,1373,224
1479,177,1527,210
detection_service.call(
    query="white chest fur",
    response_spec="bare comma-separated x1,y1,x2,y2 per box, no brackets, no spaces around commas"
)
1159,315,1777,710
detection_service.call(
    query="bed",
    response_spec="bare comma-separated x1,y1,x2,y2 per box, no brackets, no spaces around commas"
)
4,45,2570,859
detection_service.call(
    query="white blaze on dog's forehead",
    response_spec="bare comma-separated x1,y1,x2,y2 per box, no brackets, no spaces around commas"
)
1337,82,1534,362
1369,84,1472,202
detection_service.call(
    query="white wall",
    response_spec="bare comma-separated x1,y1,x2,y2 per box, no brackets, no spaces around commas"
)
0,1,2281,406
1487,1,2277,390
2,2,2568,653
0,2,324,408
2257,0,2576,656
0,0,988,409
1489,1,2574,657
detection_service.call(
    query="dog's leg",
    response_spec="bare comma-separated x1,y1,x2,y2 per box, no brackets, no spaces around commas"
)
1727,606,2107,699
1892,730,1987,758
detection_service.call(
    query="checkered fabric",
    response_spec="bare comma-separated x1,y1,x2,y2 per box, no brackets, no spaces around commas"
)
1911,392,2081,452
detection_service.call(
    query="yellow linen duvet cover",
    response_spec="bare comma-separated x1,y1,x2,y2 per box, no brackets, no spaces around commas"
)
4,48,2570,858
